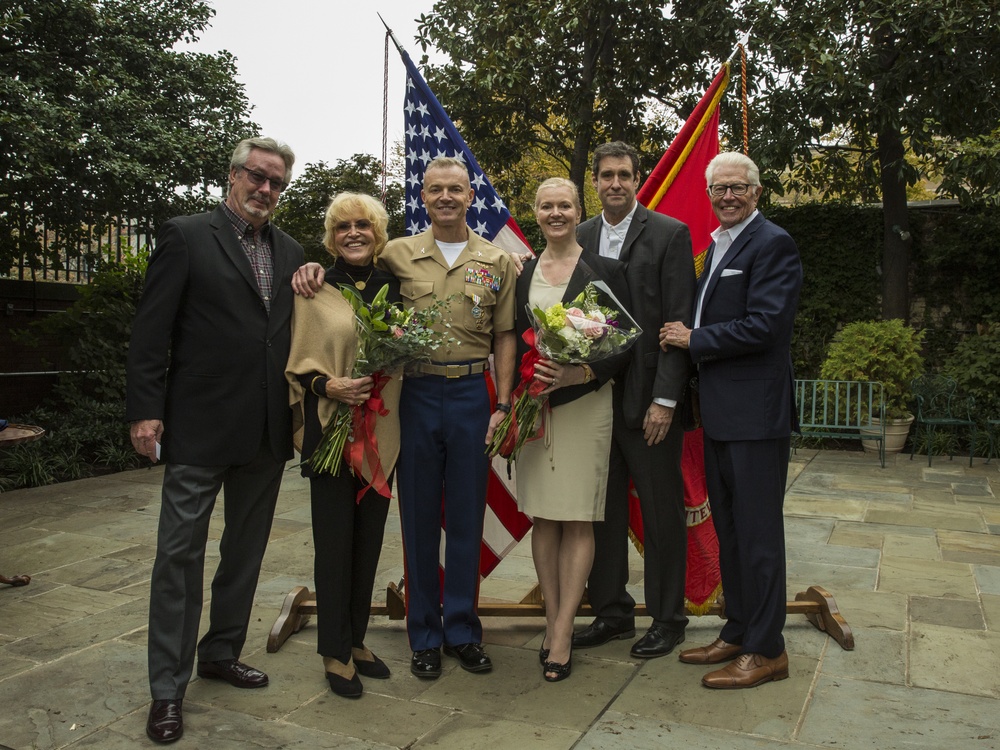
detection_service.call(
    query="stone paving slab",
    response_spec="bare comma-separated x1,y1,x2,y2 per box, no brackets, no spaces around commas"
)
797,675,1000,749
2,451,1000,749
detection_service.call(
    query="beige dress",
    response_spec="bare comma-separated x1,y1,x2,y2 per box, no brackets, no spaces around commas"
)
515,269,614,522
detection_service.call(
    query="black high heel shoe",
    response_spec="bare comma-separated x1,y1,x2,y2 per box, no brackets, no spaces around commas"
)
543,649,572,683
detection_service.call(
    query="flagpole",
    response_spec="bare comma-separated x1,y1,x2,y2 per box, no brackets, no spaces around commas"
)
377,13,405,57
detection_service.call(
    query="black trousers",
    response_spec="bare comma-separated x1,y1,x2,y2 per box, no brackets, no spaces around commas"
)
309,470,391,662
587,395,688,631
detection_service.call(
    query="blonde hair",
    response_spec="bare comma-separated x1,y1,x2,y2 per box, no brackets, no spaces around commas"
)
534,177,581,211
322,193,389,260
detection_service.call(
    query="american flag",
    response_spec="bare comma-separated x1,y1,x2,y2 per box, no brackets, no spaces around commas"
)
396,45,533,578
399,51,533,257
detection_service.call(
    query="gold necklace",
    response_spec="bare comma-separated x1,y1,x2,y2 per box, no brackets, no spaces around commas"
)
342,264,374,291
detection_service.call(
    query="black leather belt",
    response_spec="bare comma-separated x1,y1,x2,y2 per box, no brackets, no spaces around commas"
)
414,361,489,378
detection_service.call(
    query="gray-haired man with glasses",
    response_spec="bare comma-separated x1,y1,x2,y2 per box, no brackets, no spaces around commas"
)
127,136,305,743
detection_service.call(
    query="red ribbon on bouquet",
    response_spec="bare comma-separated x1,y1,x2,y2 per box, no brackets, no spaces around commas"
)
345,370,392,503
497,330,549,457
518,329,548,399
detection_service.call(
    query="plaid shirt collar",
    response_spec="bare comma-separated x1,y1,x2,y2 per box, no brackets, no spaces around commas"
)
220,199,272,241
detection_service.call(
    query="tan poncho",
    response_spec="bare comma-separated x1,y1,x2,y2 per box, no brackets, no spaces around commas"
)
285,284,401,483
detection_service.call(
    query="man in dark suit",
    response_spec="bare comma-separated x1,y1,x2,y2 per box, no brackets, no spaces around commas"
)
126,137,305,742
661,152,802,689
573,142,697,658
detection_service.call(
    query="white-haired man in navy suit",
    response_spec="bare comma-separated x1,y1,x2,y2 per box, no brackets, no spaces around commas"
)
660,151,802,689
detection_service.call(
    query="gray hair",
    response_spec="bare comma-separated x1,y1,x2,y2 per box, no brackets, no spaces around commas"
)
705,152,760,187
230,137,296,183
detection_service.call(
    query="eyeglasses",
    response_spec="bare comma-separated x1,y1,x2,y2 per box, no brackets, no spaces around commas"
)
334,220,373,233
239,166,288,193
708,183,754,197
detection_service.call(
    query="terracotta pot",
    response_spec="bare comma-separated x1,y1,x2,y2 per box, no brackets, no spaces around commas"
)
862,414,915,455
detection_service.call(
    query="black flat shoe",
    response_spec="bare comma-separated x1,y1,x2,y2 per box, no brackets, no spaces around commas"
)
354,652,391,679
543,656,572,682
326,670,363,698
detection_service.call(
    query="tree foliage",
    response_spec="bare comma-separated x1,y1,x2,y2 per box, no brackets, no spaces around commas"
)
416,0,737,215
272,155,405,266
741,0,1000,319
0,0,256,273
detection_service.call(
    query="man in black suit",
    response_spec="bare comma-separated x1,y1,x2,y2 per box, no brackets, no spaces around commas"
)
573,142,696,658
126,137,305,742
661,152,802,689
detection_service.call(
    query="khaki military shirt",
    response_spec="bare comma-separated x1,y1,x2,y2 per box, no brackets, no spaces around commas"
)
380,228,515,362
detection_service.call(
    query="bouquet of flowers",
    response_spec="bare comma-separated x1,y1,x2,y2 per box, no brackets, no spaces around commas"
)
487,280,641,462
308,284,453,488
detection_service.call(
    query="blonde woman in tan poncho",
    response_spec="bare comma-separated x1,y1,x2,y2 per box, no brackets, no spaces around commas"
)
285,193,401,699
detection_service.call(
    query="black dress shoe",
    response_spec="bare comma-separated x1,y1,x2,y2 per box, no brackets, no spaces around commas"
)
196,658,269,688
572,620,636,649
630,625,686,659
443,642,493,673
354,652,391,679
146,699,183,743
411,648,442,679
326,670,363,698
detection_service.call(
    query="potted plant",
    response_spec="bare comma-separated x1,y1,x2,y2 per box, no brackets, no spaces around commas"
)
819,319,925,453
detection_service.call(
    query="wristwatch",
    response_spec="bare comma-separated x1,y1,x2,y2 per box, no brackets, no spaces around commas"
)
580,364,594,384
496,403,512,413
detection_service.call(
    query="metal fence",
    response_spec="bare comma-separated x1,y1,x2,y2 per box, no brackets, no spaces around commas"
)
8,219,155,284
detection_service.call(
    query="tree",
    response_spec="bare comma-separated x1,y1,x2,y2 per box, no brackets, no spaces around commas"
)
741,0,1000,320
416,0,736,216
0,0,256,274
272,155,406,265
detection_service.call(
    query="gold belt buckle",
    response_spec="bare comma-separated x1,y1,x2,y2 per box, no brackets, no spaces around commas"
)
445,364,466,378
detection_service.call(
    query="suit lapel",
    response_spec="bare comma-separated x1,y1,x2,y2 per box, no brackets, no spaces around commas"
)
577,217,603,255
618,204,646,265
211,206,260,296
699,212,765,309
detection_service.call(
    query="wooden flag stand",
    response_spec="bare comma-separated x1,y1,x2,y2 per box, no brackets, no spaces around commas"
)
266,580,853,654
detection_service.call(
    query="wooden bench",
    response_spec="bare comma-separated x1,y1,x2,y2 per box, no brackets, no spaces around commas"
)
794,379,886,467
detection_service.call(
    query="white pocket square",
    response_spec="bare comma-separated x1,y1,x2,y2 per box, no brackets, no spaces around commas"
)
720,269,743,277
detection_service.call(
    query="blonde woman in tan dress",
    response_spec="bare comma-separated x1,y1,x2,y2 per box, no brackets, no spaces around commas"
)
514,178,631,681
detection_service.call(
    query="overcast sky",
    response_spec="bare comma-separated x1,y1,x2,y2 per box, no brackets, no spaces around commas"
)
189,0,441,174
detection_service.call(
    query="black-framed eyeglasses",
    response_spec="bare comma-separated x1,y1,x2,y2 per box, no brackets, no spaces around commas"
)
708,183,753,197
239,166,288,193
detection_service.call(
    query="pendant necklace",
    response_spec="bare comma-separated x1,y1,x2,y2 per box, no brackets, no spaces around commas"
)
342,265,374,291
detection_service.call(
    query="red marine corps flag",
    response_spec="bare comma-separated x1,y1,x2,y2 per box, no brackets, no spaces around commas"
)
632,63,732,613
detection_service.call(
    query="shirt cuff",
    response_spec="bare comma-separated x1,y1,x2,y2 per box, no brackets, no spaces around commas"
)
653,397,677,409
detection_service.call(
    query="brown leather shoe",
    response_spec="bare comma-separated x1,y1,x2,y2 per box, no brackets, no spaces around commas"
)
678,638,742,665
702,651,789,689
196,658,269,688
146,699,182,743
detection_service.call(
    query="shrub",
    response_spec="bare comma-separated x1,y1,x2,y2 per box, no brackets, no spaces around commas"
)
820,319,925,419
